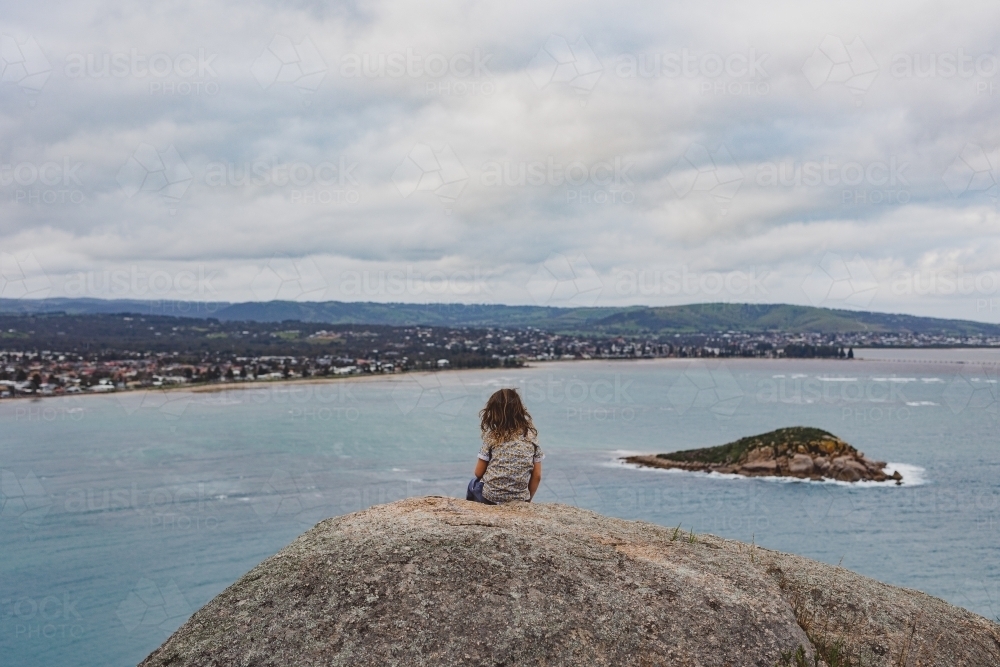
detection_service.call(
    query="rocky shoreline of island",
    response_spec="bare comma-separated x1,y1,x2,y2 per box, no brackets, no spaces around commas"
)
623,427,903,484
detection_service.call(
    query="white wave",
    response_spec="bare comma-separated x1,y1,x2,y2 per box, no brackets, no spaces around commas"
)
609,449,654,459
872,377,917,382
611,453,927,487
817,377,858,382
905,401,938,406
921,378,944,383
479,376,521,386
883,463,926,486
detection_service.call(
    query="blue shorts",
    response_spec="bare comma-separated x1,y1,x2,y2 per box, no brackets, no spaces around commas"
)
466,478,496,505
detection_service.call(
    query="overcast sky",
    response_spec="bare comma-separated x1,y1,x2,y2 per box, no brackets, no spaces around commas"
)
1,0,1000,321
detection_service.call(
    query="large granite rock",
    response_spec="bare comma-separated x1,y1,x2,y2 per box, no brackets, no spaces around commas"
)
624,426,904,483
140,497,999,667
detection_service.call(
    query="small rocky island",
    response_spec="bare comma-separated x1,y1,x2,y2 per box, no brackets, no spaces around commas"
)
623,426,903,483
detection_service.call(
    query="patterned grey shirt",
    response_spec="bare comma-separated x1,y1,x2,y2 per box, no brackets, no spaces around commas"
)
478,436,544,503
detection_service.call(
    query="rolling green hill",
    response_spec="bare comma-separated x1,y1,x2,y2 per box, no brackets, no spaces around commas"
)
2,299,999,337
586,303,1000,335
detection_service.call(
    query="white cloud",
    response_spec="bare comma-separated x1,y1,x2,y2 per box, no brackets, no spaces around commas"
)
1,0,1000,321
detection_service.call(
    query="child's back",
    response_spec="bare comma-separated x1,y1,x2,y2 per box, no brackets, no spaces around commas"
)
468,388,543,504
478,436,543,503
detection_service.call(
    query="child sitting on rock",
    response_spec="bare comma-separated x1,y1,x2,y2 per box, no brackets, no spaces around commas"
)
467,388,543,504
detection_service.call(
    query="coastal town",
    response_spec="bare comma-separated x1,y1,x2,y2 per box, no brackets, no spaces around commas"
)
1,311,998,398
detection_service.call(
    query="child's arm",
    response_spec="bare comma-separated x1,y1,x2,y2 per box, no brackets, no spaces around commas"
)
527,462,542,501
474,442,491,479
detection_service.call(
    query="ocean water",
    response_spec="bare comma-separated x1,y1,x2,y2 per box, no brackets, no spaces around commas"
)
2,354,999,666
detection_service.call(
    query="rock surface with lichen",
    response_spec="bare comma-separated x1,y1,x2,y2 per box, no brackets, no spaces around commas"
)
623,426,904,484
140,497,998,667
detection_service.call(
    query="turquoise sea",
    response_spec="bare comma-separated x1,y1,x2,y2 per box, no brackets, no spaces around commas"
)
2,352,999,666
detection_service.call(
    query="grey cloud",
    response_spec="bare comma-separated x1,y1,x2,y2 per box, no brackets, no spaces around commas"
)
1,0,1000,320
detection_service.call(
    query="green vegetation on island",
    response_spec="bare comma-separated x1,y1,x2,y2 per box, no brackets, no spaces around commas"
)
656,427,845,465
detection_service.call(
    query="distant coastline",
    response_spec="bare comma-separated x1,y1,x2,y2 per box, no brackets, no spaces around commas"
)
2,350,996,407
3,303,1000,402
